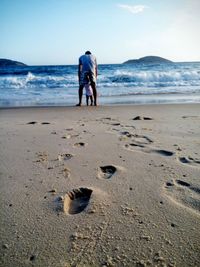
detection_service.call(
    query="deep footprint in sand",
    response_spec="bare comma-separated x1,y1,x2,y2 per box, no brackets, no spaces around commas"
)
178,156,200,168
60,188,93,214
98,165,117,179
165,179,200,213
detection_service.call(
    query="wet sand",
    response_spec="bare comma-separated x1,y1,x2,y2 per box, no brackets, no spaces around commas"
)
0,104,200,267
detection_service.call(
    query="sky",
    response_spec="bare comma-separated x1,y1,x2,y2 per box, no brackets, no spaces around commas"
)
1,0,200,65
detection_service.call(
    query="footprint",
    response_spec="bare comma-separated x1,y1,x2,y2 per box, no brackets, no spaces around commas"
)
176,179,190,187
58,153,73,161
121,125,136,130
132,116,153,120
176,179,200,194
41,122,50,125
111,123,121,126
62,134,79,139
63,167,70,178
151,149,174,157
118,130,153,146
126,143,145,148
98,165,117,179
74,142,87,147
124,143,174,157
60,188,93,214
101,117,112,120
120,131,134,138
98,117,120,126
132,134,153,145
178,156,200,168
182,115,199,119
62,135,71,139
165,179,200,214
35,151,48,162
27,121,37,125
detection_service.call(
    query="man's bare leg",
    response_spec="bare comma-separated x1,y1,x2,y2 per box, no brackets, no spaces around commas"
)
86,95,89,106
76,85,84,106
90,96,93,106
91,82,97,106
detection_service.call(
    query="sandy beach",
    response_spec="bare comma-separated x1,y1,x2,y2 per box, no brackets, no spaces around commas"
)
0,103,200,267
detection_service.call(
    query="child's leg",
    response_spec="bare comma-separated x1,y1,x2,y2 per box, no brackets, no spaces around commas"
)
86,95,89,106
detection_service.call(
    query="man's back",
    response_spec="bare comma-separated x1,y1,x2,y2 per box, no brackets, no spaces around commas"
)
79,54,97,74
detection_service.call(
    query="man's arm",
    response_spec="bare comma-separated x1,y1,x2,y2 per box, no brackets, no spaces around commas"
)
78,60,82,82
95,59,98,78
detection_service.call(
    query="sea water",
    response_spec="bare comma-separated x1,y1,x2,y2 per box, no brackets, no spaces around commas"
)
0,62,200,107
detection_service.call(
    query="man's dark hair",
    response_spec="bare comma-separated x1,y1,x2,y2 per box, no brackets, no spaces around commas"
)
85,51,91,55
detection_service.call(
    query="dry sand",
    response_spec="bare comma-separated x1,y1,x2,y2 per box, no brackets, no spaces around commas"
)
0,104,200,267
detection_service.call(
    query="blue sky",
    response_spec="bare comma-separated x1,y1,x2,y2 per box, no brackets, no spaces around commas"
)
1,0,200,65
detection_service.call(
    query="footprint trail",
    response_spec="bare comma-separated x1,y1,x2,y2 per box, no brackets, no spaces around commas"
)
165,179,200,214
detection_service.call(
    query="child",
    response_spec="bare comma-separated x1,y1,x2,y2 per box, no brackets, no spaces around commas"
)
84,74,93,106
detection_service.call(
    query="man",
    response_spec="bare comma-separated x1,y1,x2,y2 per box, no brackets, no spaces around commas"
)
77,51,98,106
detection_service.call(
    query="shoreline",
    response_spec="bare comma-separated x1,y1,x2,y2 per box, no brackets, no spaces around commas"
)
0,103,200,267
0,101,200,110
1,92,200,109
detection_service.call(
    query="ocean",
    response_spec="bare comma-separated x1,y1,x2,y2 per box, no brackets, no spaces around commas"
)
0,62,200,107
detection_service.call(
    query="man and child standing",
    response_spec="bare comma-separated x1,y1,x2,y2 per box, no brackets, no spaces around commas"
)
77,51,98,106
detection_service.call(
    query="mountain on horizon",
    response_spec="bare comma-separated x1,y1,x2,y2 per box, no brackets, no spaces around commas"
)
123,56,173,64
0,58,27,67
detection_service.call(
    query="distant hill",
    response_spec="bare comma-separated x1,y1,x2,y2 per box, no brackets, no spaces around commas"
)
123,56,173,64
0,59,27,67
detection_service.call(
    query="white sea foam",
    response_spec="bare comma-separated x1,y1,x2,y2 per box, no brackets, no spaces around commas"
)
111,69,200,83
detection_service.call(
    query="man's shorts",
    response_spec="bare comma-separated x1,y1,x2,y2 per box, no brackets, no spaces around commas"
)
80,71,96,86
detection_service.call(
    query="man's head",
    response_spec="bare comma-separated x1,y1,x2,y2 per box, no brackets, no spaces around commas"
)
85,51,91,55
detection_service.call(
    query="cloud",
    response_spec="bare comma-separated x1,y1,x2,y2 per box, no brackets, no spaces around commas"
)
118,4,148,14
